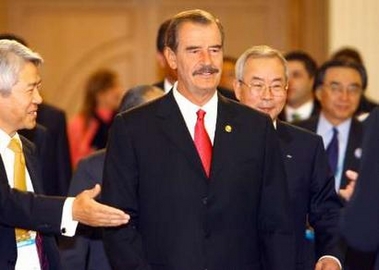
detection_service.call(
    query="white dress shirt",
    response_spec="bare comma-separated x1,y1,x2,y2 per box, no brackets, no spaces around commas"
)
172,82,218,144
0,129,78,269
285,99,314,122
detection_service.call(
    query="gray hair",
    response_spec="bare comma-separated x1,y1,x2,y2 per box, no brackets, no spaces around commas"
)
0,39,43,95
235,45,288,82
118,85,162,113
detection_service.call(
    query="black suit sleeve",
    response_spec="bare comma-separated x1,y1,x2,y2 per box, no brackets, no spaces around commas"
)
341,107,379,252
102,115,149,269
258,119,296,269
308,137,343,260
0,180,64,234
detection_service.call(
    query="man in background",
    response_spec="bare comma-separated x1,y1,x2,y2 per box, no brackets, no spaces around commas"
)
279,50,320,123
234,45,342,270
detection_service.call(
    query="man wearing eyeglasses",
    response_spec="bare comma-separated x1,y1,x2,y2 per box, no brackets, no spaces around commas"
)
297,59,364,197
234,45,343,270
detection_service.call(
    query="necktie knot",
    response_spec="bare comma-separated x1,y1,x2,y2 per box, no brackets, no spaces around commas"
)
197,109,206,121
8,137,22,153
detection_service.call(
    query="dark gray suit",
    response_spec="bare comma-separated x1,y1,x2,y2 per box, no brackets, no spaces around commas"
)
102,92,295,270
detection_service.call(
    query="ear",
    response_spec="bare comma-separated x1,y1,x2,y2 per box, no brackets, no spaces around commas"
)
156,52,166,68
164,47,178,70
315,87,322,101
233,79,242,101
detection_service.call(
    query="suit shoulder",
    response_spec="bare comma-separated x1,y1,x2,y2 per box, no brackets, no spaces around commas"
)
280,121,322,143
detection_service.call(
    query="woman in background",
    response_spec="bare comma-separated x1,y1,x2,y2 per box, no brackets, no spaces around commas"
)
68,69,123,168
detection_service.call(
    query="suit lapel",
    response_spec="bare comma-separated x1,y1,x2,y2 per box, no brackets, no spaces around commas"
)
20,137,44,193
155,92,206,178
210,95,239,179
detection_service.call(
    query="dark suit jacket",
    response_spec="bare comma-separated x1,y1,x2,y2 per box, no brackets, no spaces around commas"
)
341,107,379,251
102,92,295,270
277,122,343,268
59,149,111,270
0,136,63,269
296,116,363,189
20,103,72,196
278,100,321,123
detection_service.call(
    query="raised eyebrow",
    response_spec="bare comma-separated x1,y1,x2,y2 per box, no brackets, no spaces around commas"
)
349,82,362,87
209,45,222,50
185,46,201,51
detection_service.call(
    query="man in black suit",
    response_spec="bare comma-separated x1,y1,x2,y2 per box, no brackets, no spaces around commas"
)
296,59,365,195
103,9,295,270
234,45,342,270
0,39,129,269
340,107,379,269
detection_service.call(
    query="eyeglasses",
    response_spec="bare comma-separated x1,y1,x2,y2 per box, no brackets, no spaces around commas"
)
238,80,287,97
323,82,362,97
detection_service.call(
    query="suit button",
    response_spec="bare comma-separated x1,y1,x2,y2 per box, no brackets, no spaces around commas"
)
202,197,208,205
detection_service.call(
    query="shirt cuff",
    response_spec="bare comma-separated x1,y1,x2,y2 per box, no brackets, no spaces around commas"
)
60,197,79,237
318,255,342,270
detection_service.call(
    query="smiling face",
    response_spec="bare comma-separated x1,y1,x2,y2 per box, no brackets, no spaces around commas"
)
316,67,362,126
234,56,287,121
0,62,42,136
164,21,223,105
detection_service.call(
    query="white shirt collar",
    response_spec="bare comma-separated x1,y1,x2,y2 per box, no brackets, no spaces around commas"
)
172,82,218,143
0,129,20,154
285,99,314,122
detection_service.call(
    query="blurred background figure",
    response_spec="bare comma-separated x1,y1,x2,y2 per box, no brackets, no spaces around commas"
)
154,18,177,93
60,84,164,270
279,50,320,123
68,68,123,168
218,55,237,100
0,33,72,196
330,47,378,117
341,107,379,269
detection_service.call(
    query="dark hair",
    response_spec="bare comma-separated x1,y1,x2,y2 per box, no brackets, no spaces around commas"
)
118,85,161,112
165,9,224,52
0,33,28,46
330,47,363,65
313,59,368,91
285,50,317,78
81,69,118,125
156,19,171,53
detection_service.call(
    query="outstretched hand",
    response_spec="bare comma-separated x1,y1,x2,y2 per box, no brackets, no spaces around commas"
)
72,184,130,227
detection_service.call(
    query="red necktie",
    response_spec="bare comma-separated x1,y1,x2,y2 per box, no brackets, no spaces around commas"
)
194,109,212,177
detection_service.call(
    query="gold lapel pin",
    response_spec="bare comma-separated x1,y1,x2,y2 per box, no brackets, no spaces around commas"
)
225,125,232,133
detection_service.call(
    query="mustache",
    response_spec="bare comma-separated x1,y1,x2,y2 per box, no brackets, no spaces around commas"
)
193,65,219,76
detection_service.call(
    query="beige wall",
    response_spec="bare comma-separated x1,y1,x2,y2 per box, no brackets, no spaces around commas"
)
329,0,379,102
1,0,328,117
